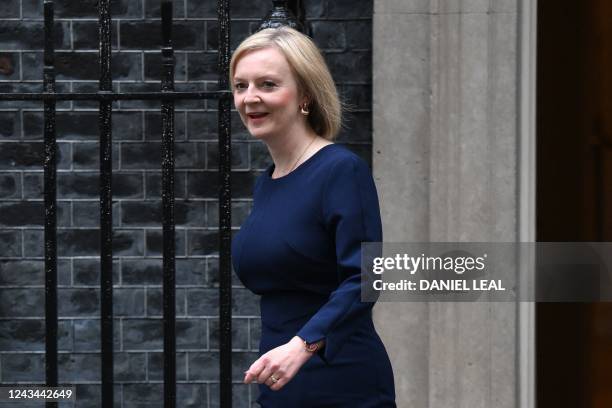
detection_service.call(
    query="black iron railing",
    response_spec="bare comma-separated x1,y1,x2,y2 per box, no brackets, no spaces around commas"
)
0,1,305,407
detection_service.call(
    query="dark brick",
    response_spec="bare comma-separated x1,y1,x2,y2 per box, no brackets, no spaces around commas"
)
73,318,121,351
187,52,218,81
189,351,258,383
186,288,218,316
144,229,186,257
115,288,145,316
120,21,205,50
73,258,120,285
336,111,372,142
0,142,69,170
56,228,144,257
59,288,99,316
121,142,205,169
25,111,91,140
209,317,249,350
174,82,208,110
144,111,186,141
206,141,249,170
325,51,371,83
232,288,260,316
59,353,100,381
230,111,251,140
0,288,44,317
186,229,218,256
177,383,208,407
72,20,119,49
71,81,120,110
22,229,42,256
207,20,252,51
123,383,163,407
230,0,269,18
186,0,216,18
121,201,206,227
148,352,188,381
56,172,143,199
187,351,218,381
186,111,219,141
310,21,346,50
0,230,20,257
73,201,121,228
0,320,44,351
22,51,141,81
143,51,187,82
209,382,255,408
327,0,372,18
0,260,43,285
0,202,44,226
0,173,20,199
122,318,164,350
145,0,185,18
0,21,70,50
144,171,187,199
114,111,145,141
176,258,206,285
121,258,161,284
64,384,121,408
0,319,74,351
0,353,44,382
118,82,160,109
22,173,42,198
206,250,245,288
73,142,120,170
0,111,20,139
0,82,70,110
145,288,187,317
346,20,372,49
0,52,20,80
249,317,261,351
340,83,372,109
206,200,252,229
23,0,142,19
114,352,147,381
187,171,259,199
0,0,19,18
249,141,272,170
305,0,326,18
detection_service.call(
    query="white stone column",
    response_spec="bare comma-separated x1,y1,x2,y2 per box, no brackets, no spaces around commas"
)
372,1,536,407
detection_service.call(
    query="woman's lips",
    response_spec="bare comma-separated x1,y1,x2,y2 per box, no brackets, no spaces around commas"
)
247,112,269,123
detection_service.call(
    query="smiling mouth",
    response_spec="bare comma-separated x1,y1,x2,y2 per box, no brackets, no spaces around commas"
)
247,113,269,119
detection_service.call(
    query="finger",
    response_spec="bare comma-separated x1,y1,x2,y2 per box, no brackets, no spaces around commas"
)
269,374,290,391
244,358,266,383
257,364,276,385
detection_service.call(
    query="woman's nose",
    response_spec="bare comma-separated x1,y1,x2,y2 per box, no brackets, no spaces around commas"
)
243,86,262,104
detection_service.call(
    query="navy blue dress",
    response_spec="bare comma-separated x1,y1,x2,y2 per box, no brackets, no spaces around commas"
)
231,143,396,407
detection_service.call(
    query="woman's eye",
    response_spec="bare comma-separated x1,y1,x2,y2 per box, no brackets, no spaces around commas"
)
262,81,276,88
234,83,246,90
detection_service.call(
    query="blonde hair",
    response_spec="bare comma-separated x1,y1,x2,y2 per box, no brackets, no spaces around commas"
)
230,27,342,141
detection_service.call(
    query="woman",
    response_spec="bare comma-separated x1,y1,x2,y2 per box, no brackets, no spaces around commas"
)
230,26,396,407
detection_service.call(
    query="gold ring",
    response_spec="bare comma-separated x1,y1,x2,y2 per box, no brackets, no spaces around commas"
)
269,374,279,383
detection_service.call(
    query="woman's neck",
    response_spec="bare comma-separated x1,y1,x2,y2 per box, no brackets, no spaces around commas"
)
266,129,328,177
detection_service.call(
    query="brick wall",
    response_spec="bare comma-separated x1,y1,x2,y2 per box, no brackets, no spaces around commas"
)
0,0,372,406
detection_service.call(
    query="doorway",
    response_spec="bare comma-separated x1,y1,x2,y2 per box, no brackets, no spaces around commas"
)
537,0,612,406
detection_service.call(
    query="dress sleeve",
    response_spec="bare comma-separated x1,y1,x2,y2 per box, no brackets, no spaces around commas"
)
296,154,383,364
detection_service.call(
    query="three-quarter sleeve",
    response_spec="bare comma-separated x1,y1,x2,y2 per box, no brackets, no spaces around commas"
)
295,154,383,364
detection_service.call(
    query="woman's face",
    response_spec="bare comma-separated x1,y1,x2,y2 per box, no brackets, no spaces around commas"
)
232,47,305,141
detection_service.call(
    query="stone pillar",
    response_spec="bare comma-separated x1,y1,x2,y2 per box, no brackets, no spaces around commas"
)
372,1,536,407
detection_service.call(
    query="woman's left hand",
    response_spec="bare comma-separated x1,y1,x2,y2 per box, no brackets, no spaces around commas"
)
243,336,313,391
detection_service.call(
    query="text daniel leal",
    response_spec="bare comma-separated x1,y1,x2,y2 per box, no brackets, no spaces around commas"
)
373,279,506,291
